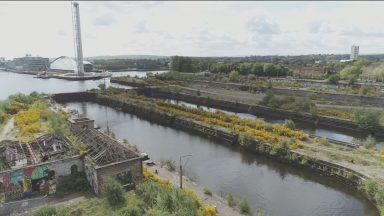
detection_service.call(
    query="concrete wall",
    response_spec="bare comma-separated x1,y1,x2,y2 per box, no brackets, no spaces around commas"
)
0,156,83,201
94,158,143,195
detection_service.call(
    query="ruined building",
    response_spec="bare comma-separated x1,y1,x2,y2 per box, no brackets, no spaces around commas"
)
0,117,144,201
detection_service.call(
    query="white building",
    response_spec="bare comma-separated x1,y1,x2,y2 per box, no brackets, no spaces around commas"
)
49,56,93,73
350,45,359,61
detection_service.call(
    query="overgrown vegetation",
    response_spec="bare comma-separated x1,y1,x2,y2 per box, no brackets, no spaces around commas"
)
104,177,126,206
56,172,92,197
360,179,384,215
32,174,215,215
260,91,316,114
352,135,376,149
353,109,384,132
0,93,72,142
238,198,251,214
160,159,176,172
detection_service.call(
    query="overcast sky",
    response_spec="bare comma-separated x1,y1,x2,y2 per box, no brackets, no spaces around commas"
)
1,1,384,59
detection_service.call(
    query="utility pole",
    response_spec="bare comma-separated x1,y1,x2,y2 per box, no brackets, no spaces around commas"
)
179,154,192,189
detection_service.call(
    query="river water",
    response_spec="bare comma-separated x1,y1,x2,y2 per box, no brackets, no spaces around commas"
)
0,70,167,100
0,71,379,215
64,102,378,216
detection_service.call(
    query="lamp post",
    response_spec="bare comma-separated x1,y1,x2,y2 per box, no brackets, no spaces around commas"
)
179,154,192,189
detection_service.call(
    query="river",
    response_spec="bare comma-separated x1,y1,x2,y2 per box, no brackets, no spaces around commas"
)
0,70,167,100
0,71,379,215
64,101,378,216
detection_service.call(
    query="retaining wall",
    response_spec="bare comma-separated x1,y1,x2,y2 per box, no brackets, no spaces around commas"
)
136,88,381,135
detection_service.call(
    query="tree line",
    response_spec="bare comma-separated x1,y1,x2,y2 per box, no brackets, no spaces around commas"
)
171,56,291,77
93,59,169,71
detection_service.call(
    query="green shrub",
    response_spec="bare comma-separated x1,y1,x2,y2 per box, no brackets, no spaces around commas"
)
362,179,379,198
353,109,384,132
229,70,240,82
118,197,146,216
226,193,236,207
136,180,199,214
270,138,290,156
352,135,376,149
56,172,92,197
327,74,340,84
160,159,176,172
307,93,318,100
238,198,251,214
204,187,212,196
103,177,126,206
282,119,295,129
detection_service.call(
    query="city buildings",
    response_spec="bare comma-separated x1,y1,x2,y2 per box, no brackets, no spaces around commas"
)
11,55,49,71
350,45,359,61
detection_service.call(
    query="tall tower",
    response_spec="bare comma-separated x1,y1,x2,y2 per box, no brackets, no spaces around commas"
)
72,1,84,75
350,45,359,61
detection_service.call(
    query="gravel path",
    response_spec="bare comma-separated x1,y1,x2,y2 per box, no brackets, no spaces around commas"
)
0,118,14,140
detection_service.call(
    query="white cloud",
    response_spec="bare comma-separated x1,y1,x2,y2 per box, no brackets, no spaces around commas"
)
1,1,384,59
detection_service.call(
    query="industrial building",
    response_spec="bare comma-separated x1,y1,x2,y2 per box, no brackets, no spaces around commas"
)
12,55,49,71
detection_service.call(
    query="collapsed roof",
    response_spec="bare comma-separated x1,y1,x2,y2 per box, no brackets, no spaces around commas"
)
73,128,139,166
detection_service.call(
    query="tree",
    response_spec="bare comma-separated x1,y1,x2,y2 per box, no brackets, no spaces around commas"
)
283,119,295,129
251,63,264,76
353,109,383,132
327,74,340,84
263,63,275,77
103,177,125,206
229,70,240,82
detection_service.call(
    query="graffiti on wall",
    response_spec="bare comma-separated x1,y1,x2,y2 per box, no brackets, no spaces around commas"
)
0,164,56,201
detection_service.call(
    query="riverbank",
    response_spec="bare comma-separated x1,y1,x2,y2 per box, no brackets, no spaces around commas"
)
52,90,384,215
144,162,241,216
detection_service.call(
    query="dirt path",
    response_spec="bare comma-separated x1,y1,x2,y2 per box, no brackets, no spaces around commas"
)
2,193,87,216
145,163,242,216
0,118,14,140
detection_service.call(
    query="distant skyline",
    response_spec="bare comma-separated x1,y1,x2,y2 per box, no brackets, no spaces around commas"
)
1,1,384,59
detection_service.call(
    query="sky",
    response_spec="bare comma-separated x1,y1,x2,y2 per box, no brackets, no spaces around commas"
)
1,1,384,59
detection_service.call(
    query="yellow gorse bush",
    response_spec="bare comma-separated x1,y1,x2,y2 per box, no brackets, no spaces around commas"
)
105,91,310,149
15,108,43,134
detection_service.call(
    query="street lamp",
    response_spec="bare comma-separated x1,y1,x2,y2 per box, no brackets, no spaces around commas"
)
179,154,192,189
